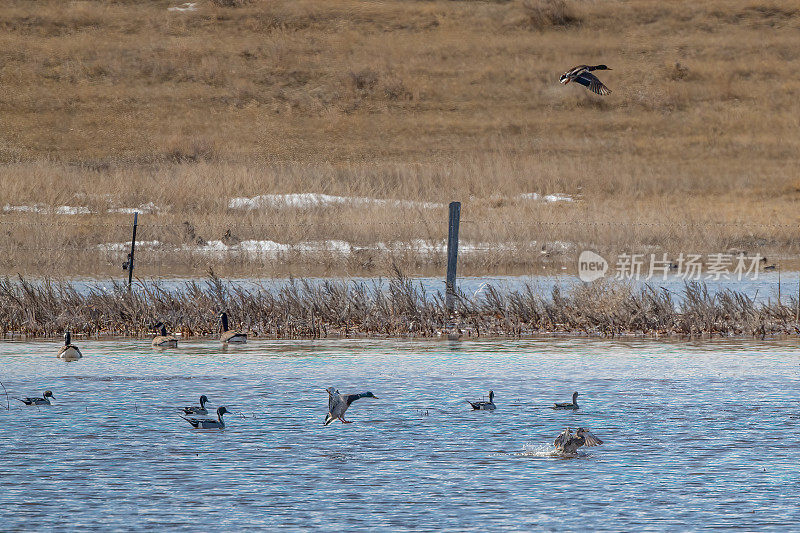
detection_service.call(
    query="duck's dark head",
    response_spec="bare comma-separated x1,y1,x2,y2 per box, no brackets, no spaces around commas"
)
217,406,229,416
489,390,495,401
64,332,71,346
363,391,379,399
200,395,209,407
44,390,54,398
593,64,611,70
219,312,229,331
573,391,579,399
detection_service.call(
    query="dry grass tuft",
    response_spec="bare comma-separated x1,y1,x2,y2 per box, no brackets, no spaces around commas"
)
519,0,580,29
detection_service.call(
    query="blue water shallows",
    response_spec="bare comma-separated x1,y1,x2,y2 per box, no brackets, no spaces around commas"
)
1,338,799,531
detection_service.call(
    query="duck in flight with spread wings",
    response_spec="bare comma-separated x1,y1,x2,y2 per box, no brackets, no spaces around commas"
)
560,64,612,95
553,427,604,455
324,387,379,425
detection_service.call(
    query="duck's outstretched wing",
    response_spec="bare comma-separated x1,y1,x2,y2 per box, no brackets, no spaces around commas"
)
554,428,572,448
579,428,604,446
574,72,611,95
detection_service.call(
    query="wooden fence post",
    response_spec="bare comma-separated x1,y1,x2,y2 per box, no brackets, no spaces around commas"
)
124,212,138,290
445,201,461,313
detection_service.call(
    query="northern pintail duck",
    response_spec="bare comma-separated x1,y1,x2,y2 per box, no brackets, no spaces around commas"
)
468,390,496,411
182,406,228,429
182,395,211,415
324,388,378,425
553,391,579,410
553,427,603,455
559,64,612,95
57,332,82,361
219,312,247,344
152,322,179,347
17,390,54,405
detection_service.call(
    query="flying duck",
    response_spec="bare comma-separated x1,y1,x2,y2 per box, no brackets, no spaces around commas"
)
17,390,55,405
324,388,378,425
219,312,247,343
553,427,603,455
468,390,496,411
182,395,211,415
152,323,179,347
57,332,82,361
553,391,579,410
559,65,612,95
181,406,228,429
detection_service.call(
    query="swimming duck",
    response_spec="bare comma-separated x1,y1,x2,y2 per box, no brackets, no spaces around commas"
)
219,312,247,344
324,388,378,425
152,322,179,348
17,390,55,405
467,390,496,411
553,427,603,455
553,391,579,410
182,395,211,415
182,406,228,429
57,332,82,361
559,64,612,95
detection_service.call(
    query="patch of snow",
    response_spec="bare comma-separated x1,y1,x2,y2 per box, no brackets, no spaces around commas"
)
228,193,443,211
3,204,91,214
517,193,574,203
108,202,160,214
96,240,161,252
168,2,197,12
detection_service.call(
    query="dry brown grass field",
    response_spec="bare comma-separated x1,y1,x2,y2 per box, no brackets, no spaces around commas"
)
1,0,799,278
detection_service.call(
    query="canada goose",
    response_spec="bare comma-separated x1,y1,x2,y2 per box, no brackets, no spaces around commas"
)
553,391,579,410
16,390,55,405
467,390,496,411
553,427,603,455
57,332,82,361
181,406,228,429
219,312,247,343
152,322,179,348
559,64,612,95
182,395,211,415
324,388,379,425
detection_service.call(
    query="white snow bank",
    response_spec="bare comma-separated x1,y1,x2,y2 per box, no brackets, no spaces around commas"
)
517,193,574,203
228,193,443,210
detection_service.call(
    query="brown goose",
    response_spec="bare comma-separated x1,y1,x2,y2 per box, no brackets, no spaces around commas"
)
57,332,82,361
219,312,247,344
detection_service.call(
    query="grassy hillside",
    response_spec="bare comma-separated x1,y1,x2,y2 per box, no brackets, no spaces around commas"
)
1,0,799,277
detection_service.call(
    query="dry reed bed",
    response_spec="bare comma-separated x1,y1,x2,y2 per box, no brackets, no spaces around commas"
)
1,273,797,339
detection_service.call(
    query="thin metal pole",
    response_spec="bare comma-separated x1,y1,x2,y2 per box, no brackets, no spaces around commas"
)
127,212,138,290
445,201,461,313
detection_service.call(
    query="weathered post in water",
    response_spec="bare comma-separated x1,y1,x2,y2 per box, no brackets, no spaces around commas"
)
123,212,138,290
445,201,461,313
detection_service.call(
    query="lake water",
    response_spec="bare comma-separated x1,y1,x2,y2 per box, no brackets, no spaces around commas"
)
1,338,799,530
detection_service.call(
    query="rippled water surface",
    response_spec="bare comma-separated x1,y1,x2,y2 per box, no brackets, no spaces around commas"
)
2,338,800,531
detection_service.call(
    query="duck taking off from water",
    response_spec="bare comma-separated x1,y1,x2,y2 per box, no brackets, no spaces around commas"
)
152,323,179,348
553,391,579,410
182,406,228,429
17,390,55,405
57,332,82,361
324,388,379,425
219,312,247,344
468,390,496,411
559,65,612,95
182,395,211,415
553,427,603,455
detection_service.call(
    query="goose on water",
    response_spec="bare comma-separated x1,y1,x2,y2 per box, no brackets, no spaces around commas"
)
182,395,211,415
559,64,612,95
57,332,82,361
152,323,179,348
467,390,496,411
17,390,55,405
553,427,603,455
553,391,579,410
181,406,228,429
219,312,247,344
324,388,378,425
